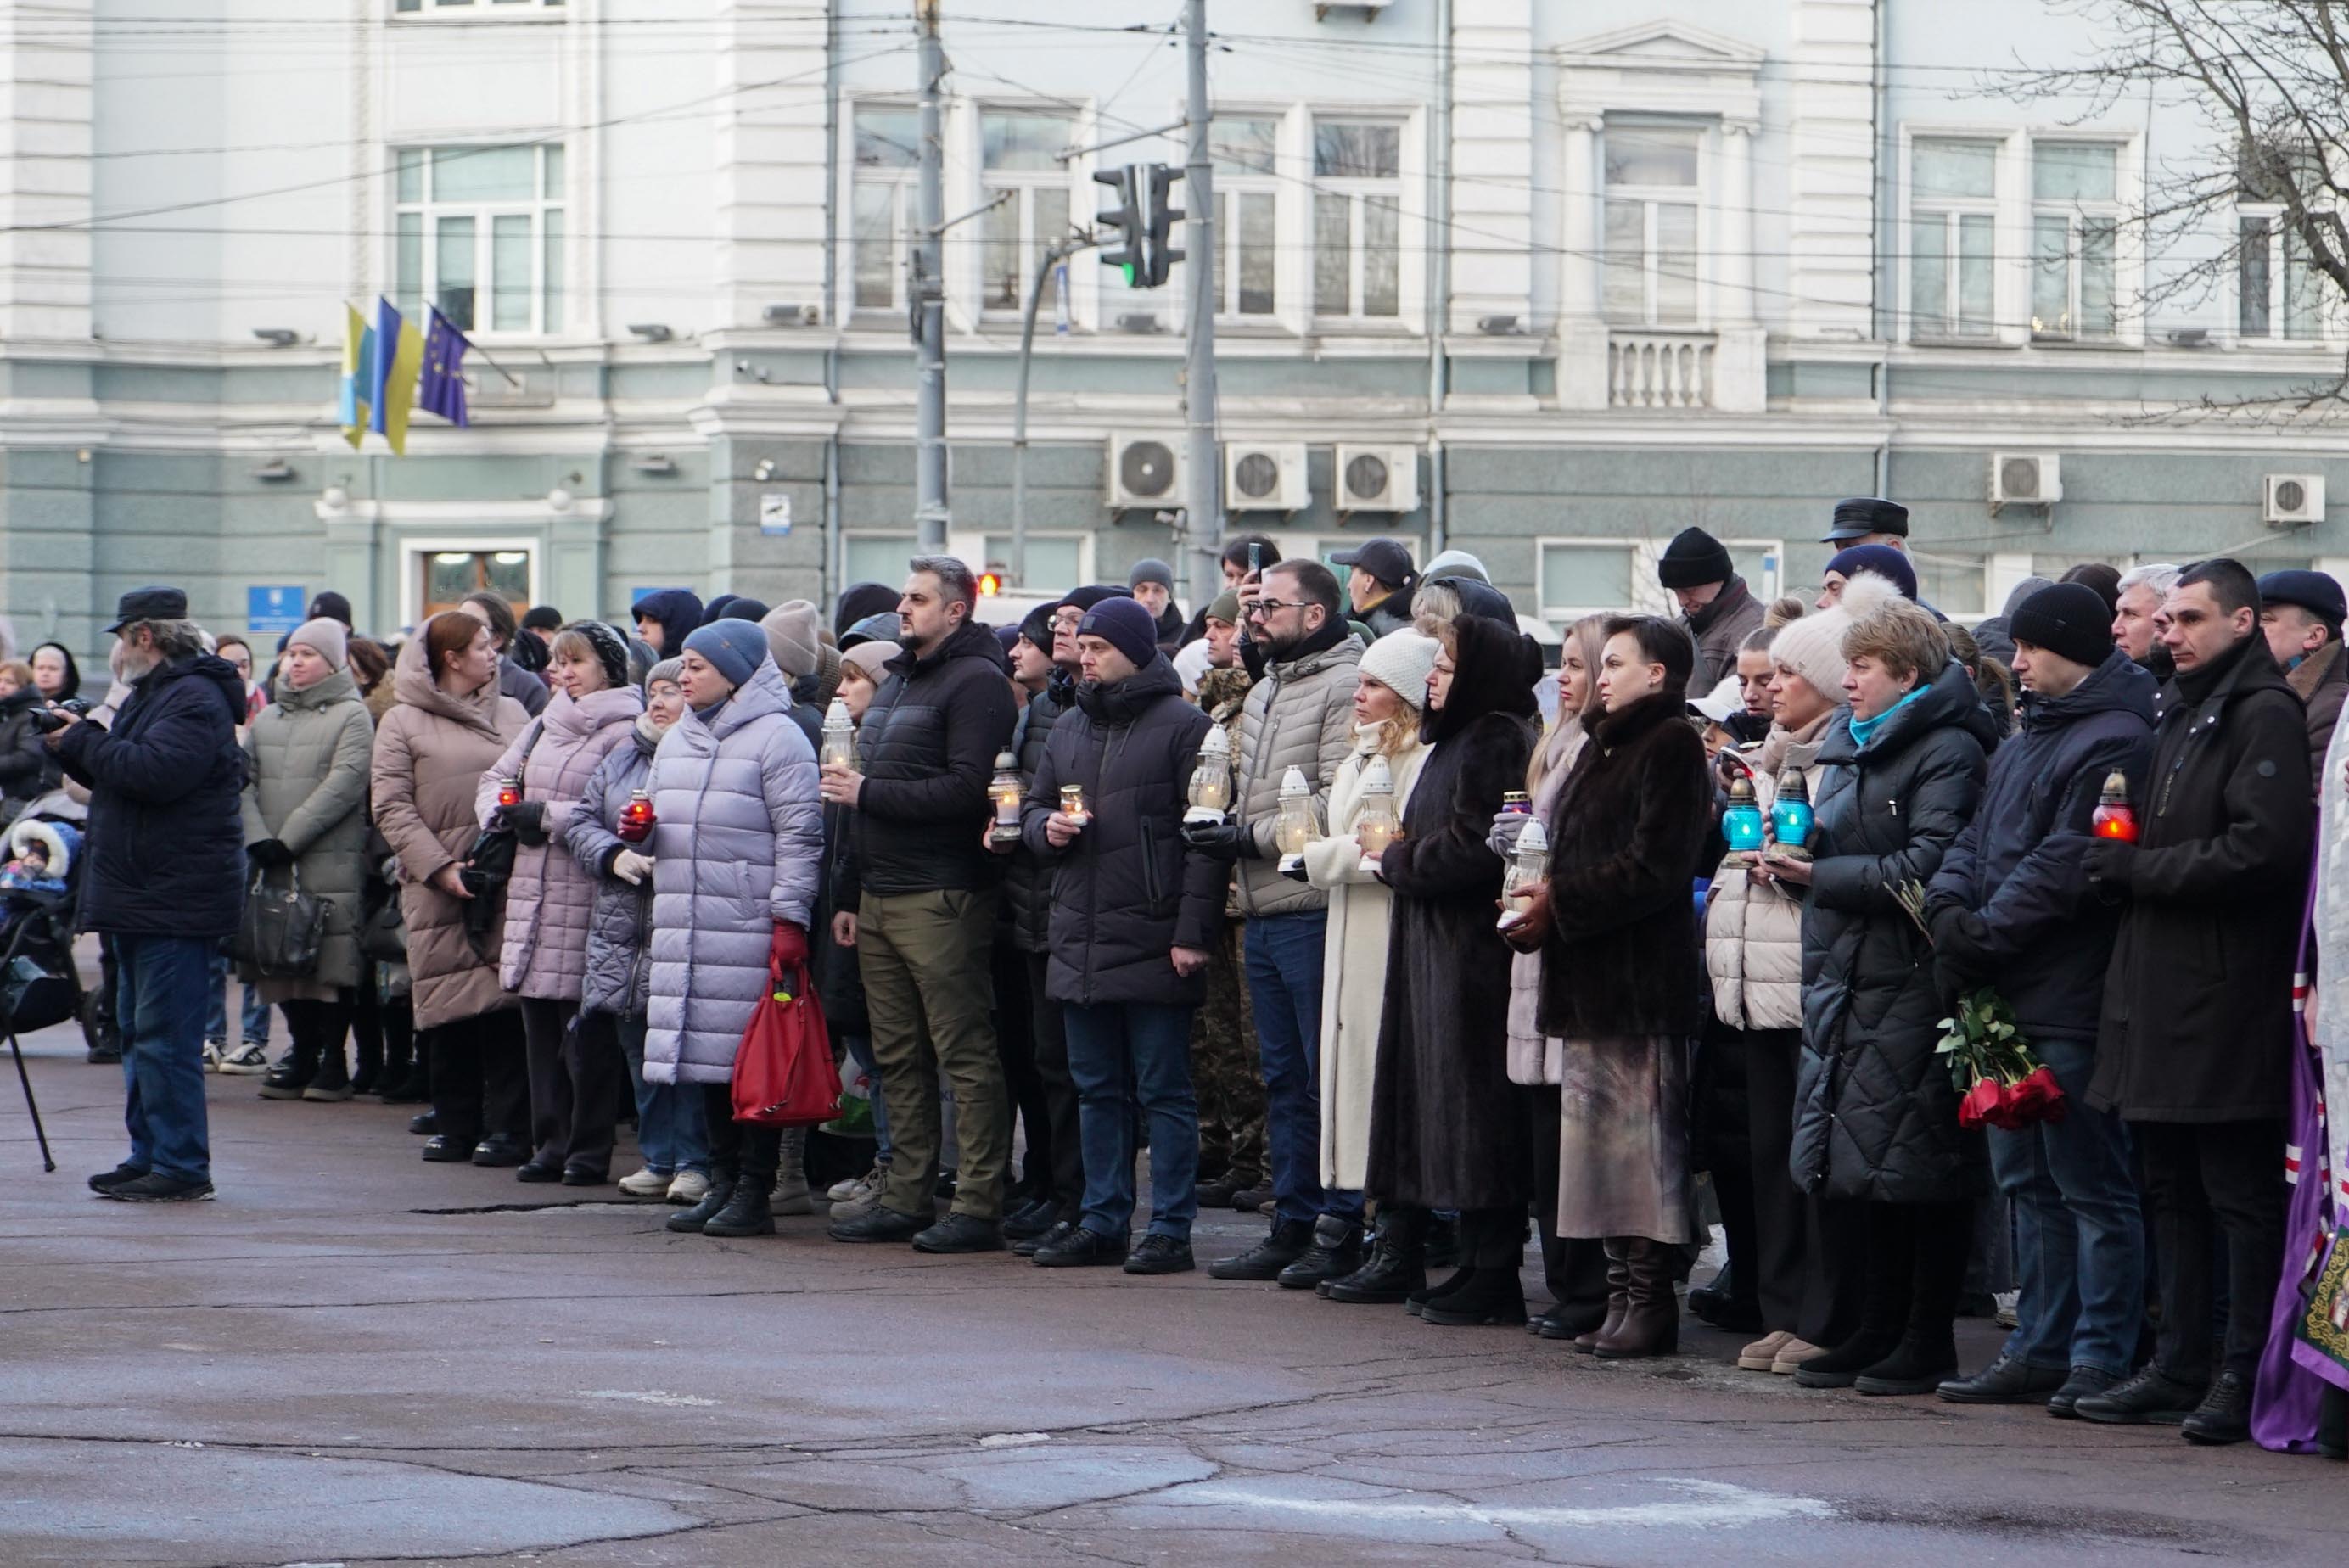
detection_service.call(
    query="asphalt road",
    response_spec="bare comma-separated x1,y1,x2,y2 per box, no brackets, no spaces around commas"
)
1,1021,2341,1567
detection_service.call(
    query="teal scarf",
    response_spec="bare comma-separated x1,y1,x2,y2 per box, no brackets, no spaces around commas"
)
1846,684,1924,748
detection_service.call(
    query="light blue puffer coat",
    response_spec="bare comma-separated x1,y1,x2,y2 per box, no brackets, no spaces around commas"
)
566,716,659,1020
642,657,823,1085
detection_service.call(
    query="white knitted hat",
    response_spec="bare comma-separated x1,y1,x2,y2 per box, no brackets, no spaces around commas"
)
1356,630,1440,712
1767,570,1901,700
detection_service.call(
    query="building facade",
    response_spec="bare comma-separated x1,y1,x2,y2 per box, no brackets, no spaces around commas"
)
3,0,2347,656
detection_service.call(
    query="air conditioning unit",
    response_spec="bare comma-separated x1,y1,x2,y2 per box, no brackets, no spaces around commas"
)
1225,441,1309,512
1106,433,1184,511
1989,451,2061,512
1333,445,1421,513
2265,473,2327,527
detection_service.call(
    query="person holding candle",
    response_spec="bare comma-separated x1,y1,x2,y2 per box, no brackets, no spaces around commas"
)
1300,630,1438,1302
570,657,709,1203
643,619,824,1240
1920,581,2156,1415
1016,596,1222,1274
1784,594,1999,1396
817,636,903,1221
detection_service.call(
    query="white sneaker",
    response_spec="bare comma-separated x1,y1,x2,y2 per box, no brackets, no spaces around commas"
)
618,1168,671,1198
771,1170,813,1216
829,1168,890,1220
827,1165,873,1202
216,1042,270,1076
664,1170,709,1206
201,1039,225,1073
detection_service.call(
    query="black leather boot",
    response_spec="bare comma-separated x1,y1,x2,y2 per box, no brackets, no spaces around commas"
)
1325,1208,1426,1303
666,1179,735,1235
1208,1218,1314,1280
1277,1215,1364,1290
702,1181,776,1239
257,1037,317,1100
1420,1266,1528,1327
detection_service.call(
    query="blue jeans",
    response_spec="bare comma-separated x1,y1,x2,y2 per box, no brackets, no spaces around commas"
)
204,952,272,1044
116,934,213,1183
618,1016,708,1177
1244,910,1360,1226
841,1030,892,1162
1990,1032,2144,1377
1063,1000,1200,1240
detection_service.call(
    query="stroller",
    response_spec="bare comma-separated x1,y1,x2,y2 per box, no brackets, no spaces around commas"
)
1,816,87,1171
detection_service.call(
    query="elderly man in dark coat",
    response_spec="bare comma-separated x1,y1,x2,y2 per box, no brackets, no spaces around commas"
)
2077,558,2313,1444
2255,568,2348,782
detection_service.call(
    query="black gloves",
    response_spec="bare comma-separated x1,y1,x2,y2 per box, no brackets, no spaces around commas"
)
1929,906,1993,1011
503,800,549,847
247,838,294,869
1180,820,1252,861
2083,839,2135,888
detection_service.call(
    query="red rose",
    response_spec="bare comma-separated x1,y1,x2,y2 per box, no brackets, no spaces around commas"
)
1986,1079,2030,1130
2015,1064,2068,1125
1959,1075,2004,1130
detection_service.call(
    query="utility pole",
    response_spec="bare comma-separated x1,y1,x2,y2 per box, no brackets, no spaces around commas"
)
1180,0,1219,608
913,0,949,552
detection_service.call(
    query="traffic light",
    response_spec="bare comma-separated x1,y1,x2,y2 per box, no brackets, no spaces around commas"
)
1094,165,1144,287
1145,164,1185,288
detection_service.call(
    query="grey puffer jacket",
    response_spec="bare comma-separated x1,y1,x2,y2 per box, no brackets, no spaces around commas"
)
474,685,642,1000
643,657,824,1086
1234,626,1365,918
567,714,659,1019
240,666,375,994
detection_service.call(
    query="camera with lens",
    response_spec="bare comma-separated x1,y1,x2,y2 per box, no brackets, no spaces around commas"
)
28,698,91,735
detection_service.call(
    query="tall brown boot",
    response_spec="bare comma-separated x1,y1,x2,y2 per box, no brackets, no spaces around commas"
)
1592,1237,1682,1359
1573,1240,1632,1354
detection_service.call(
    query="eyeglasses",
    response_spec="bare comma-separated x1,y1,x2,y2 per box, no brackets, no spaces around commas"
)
1247,599,1303,618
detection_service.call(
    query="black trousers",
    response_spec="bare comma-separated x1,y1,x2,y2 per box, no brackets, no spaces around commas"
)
1696,1018,1758,1308
1023,949,1085,1214
2134,1119,2286,1382
1526,1084,1609,1311
519,997,625,1177
703,1082,781,1189
350,966,413,1084
1741,1026,1866,1343
1852,1198,1973,1349
429,1007,529,1146
992,941,1054,1196
281,993,356,1088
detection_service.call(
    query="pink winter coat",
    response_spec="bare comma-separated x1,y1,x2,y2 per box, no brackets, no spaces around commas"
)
475,686,642,1000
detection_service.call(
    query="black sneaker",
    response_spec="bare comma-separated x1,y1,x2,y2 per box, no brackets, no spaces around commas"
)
828,1206,928,1244
1208,1218,1314,1281
408,1110,439,1136
1001,1196,1060,1241
1013,1218,1074,1258
2075,1364,2204,1426
2047,1366,2120,1419
104,1172,214,1202
86,1162,147,1196
2181,1369,2254,1445
913,1213,1005,1254
85,1042,122,1066
1124,1235,1195,1275
1033,1225,1128,1268
1937,1354,2069,1404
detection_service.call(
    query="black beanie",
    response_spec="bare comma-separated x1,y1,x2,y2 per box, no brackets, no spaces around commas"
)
2009,582,2114,669
1657,527,1734,591
1017,602,1055,649
1058,583,1133,615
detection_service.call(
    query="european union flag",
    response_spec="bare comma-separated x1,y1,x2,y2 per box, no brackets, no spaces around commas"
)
418,305,470,428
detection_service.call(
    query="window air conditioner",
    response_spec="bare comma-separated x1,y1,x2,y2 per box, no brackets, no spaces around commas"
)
2265,473,2327,527
1333,445,1421,513
1224,442,1310,512
1106,433,1184,511
1989,452,2061,512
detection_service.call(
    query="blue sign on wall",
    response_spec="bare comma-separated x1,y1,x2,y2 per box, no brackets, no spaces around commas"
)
248,585,306,634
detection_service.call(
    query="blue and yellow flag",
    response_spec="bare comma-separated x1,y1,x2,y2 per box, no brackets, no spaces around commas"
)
367,297,425,456
337,303,374,448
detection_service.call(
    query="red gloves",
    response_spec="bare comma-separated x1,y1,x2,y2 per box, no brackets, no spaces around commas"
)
771,921,810,971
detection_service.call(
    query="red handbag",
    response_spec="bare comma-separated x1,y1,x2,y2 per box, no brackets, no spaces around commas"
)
731,927,842,1127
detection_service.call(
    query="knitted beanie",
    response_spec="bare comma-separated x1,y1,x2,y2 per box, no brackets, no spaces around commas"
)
2009,582,2116,669
1076,596,1161,670
762,599,823,680
681,619,769,690
1769,570,1901,698
1355,630,1438,712
287,617,349,672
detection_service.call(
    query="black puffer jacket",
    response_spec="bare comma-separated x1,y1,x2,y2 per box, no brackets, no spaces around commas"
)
1926,647,2156,1040
2090,634,2313,1123
0,684,59,815
1792,660,1997,1204
1020,656,1220,1006
1002,667,1073,955
850,618,1019,899
54,653,249,940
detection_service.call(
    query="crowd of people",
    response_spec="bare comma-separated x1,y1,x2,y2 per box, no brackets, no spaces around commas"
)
29,498,2349,1463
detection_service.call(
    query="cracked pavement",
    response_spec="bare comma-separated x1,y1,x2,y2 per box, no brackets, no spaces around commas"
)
1,1026,2341,1566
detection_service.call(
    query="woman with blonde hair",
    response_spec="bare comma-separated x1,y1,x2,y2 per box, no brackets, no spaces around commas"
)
1300,631,1439,1302
1488,613,1611,1338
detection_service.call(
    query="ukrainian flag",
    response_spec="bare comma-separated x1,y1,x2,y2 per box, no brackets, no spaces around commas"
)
337,303,373,448
366,297,426,456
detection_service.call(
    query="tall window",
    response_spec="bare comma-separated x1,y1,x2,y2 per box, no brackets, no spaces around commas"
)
2031,142,2121,340
1602,124,1701,327
981,109,1074,313
1910,137,1998,340
1214,117,1280,319
395,144,565,335
397,1,564,12
852,105,918,312
2237,148,2327,341
1313,120,1401,321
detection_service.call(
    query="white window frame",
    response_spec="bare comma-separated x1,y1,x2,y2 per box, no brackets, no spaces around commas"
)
394,143,566,340
1601,120,1707,329
2235,204,2335,345
1309,110,1421,331
395,0,565,14
961,530,1096,593
843,533,919,589
1535,535,1780,624
2028,139,2126,343
399,535,543,633
976,104,1082,322
1213,114,1285,323
844,100,921,321
1906,136,2002,344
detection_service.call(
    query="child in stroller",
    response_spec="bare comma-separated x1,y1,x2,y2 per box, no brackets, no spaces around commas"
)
0,819,75,897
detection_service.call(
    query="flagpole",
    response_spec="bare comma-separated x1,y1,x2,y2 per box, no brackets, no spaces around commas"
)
464,340,524,390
